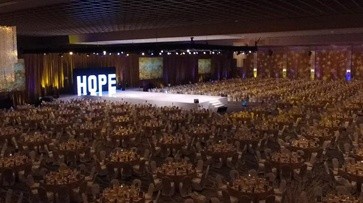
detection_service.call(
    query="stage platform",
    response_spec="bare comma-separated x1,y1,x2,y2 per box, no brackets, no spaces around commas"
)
60,90,228,110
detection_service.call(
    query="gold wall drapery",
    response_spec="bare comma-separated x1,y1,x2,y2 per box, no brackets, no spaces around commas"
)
24,53,233,101
245,46,362,80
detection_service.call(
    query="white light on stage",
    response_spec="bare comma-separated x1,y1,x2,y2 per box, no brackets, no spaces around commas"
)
203,52,206,54
126,53,129,56
117,52,120,55
187,49,190,52
103,51,106,55
69,51,73,55
141,52,145,56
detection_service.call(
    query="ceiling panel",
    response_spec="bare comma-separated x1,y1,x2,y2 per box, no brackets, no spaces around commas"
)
0,0,362,36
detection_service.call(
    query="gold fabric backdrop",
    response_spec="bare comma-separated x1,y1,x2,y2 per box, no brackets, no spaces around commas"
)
246,46,362,80
23,53,233,100
24,53,138,100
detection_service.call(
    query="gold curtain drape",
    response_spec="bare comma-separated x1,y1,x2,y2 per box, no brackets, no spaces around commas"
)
24,53,138,99
245,46,363,80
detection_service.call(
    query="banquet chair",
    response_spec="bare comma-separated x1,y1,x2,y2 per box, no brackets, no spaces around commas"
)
298,191,309,203
226,154,239,169
78,164,88,174
262,195,276,203
215,174,227,189
132,178,142,190
248,169,258,177
81,193,88,203
296,150,305,157
210,197,220,203
56,188,70,203
91,183,101,200
179,177,193,198
336,185,351,195
315,186,323,202
184,198,194,203
212,158,223,169
5,189,13,203
99,150,107,161
149,160,158,175
331,158,340,176
2,169,15,186
265,172,276,187
274,179,287,202
16,192,23,203
145,183,155,202
238,195,253,203
196,159,204,176
195,142,203,160
121,165,133,179
161,178,175,197
322,141,331,155
0,142,8,157
29,150,37,161
191,193,208,203
133,160,146,176
229,170,239,181
164,156,173,163
221,190,238,203
343,143,351,156
110,179,120,187
79,152,90,163
143,148,152,164
192,165,210,191
306,152,318,172
35,187,48,203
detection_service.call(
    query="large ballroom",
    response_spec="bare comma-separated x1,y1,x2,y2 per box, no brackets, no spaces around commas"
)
0,0,362,202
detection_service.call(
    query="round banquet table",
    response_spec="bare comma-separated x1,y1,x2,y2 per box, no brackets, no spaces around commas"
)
157,170,196,188
287,144,321,158
204,150,238,164
42,178,84,193
227,185,274,203
0,162,32,173
268,155,305,170
106,159,142,170
157,141,185,150
339,169,363,192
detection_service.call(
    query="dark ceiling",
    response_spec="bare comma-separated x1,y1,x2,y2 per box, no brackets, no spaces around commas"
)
1,0,363,36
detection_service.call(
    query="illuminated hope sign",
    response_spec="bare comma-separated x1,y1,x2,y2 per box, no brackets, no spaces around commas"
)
73,67,117,96
77,74,116,96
